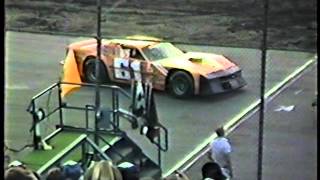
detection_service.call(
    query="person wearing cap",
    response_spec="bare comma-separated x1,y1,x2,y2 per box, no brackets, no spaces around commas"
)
209,127,233,179
62,160,83,180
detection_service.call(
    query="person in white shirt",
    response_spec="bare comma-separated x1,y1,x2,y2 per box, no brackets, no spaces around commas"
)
209,127,233,179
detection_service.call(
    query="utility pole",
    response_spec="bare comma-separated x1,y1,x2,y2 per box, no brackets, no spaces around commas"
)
257,0,269,179
94,0,102,155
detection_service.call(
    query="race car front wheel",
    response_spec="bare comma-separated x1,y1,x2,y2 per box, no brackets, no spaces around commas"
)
168,71,194,98
84,58,108,83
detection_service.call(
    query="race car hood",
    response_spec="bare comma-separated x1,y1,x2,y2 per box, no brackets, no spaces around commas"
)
156,52,237,76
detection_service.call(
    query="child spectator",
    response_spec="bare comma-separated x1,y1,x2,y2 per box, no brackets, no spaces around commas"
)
84,160,122,180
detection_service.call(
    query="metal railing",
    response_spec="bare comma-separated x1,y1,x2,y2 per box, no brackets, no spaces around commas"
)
26,81,134,148
36,134,111,175
26,80,169,170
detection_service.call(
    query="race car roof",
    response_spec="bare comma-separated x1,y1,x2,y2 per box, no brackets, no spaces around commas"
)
107,39,159,48
69,37,160,50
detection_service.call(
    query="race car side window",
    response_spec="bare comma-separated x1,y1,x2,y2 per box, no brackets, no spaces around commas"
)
119,46,145,60
130,49,145,60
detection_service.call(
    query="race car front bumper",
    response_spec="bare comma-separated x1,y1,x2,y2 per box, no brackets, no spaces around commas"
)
199,68,247,95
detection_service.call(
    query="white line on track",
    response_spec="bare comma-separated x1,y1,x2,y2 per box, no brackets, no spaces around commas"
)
5,85,30,90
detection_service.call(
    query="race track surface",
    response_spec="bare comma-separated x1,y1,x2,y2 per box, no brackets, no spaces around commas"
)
4,31,315,175
185,66,317,180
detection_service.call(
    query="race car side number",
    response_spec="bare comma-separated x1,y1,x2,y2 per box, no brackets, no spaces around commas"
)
114,58,130,80
130,60,142,81
114,58,142,81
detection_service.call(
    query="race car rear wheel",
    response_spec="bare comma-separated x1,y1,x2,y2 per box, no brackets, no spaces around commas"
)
168,71,194,98
84,58,108,83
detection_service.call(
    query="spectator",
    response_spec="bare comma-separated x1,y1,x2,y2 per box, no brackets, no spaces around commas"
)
5,163,40,180
62,161,83,180
117,162,139,180
209,127,233,178
46,167,66,180
201,162,227,180
84,160,122,180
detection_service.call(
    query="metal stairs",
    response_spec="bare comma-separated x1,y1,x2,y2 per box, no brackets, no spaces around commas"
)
13,82,167,179
103,134,162,179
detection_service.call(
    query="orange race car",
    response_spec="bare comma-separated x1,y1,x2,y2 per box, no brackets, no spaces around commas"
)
61,36,246,98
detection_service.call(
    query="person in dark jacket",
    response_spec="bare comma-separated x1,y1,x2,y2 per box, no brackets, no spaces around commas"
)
201,162,227,180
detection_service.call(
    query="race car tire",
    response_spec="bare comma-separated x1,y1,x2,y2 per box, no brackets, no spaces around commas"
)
84,58,108,83
168,71,194,98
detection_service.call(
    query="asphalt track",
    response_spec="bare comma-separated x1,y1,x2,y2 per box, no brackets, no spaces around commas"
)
185,65,317,180
4,31,316,175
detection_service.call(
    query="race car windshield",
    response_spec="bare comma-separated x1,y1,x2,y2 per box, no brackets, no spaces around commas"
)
142,43,184,61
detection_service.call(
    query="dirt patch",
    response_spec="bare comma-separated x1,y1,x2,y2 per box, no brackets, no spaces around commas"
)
5,0,317,51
